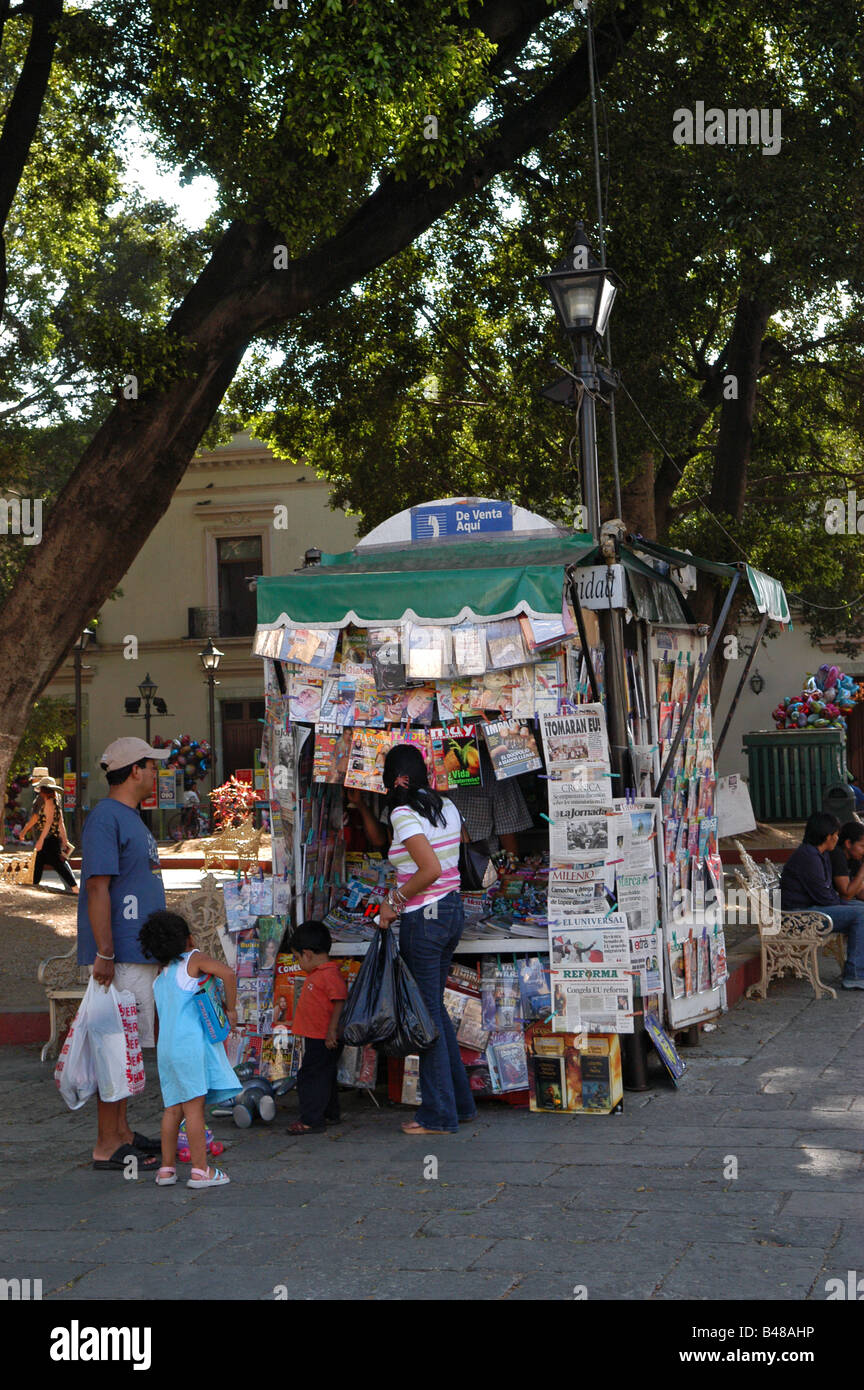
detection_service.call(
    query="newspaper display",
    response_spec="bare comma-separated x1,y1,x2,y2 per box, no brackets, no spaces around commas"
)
550,966,634,1034
548,799,617,861
540,708,612,804
550,975,583,1033
616,870,656,932
628,930,664,995
548,917,629,967
547,865,610,916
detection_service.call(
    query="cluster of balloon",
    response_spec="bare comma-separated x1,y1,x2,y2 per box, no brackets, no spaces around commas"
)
152,733,211,779
772,664,864,730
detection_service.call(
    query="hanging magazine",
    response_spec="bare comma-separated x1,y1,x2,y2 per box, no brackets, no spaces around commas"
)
430,726,481,789
312,724,353,783
481,719,542,779
367,626,406,691
343,727,395,793
451,623,487,675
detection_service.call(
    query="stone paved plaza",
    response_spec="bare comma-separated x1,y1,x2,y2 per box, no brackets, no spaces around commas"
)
1,975,861,1302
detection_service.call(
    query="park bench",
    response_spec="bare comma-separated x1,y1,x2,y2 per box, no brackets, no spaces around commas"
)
732,839,845,1001
37,872,231,1061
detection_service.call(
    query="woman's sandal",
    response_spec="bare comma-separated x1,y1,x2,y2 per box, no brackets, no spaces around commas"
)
155,1166,177,1186
187,1166,230,1189
287,1121,325,1135
401,1122,452,1135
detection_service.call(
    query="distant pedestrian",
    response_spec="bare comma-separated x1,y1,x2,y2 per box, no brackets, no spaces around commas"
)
18,777,76,892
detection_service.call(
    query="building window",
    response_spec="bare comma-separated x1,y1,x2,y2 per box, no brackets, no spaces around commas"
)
217,536,262,636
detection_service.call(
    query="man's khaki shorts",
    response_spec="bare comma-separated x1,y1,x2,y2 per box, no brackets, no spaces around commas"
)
89,962,159,1048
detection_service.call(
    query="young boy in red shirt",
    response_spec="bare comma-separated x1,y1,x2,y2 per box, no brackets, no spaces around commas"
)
288,921,348,1135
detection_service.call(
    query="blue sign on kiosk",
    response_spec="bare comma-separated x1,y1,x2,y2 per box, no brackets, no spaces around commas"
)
410,501,513,540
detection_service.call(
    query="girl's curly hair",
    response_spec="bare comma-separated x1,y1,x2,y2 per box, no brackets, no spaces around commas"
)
138,910,191,965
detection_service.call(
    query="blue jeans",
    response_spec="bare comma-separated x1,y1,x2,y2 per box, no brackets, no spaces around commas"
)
819,901,864,980
397,892,477,1131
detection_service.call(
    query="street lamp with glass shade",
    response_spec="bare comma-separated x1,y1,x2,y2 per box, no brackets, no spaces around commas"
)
198,639,224,674
137,672,157,703
198,639,223,805
539,225,618,342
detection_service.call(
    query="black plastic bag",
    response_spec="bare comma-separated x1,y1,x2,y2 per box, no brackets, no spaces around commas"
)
379,949,439,1057
340,930,398,1047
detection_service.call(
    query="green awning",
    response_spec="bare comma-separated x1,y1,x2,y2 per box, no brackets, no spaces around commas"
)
257,534,596,629
626,539,791,625
745,565,791,624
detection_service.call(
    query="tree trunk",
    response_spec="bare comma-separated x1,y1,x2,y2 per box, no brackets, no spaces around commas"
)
621,451,657,537
0,1,645,787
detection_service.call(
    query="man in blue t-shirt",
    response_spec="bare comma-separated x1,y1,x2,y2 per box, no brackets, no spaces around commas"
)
77,737,171,1170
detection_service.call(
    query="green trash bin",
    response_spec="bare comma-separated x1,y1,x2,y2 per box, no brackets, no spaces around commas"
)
742,729,847,821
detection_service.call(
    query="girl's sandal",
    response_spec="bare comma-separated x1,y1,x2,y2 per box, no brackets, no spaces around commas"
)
155,1166,177,1186
187,1166,230,1189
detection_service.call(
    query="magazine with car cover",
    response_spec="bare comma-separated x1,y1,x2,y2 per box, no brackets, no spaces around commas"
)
481,719,542,780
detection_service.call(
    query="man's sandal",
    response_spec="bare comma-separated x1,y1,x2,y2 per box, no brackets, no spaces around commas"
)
92,1144,160,1171
287,1121,325,1135
401,1122,452,1135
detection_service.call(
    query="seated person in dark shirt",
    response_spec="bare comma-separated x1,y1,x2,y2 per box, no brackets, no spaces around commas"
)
779,812,864,989
830,820,864,902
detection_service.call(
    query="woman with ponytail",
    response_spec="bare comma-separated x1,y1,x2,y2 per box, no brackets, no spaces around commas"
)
378,744,477,1134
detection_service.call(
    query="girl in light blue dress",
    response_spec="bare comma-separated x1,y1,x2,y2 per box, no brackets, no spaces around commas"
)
139,910,240,1189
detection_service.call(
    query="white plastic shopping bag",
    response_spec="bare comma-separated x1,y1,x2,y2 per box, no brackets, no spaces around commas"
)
87,981,135,1103
54,981,98,1110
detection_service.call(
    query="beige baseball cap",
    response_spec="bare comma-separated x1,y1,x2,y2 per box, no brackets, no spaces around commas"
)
100,737,172,773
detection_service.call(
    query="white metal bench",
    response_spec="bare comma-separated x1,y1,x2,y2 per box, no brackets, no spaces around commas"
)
732,840,842,1001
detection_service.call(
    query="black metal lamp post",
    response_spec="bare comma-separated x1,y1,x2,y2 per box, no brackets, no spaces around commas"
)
72,627,95,845
539,223,618,539
198,639,223,801
541,226,650,1090
137,673,157,745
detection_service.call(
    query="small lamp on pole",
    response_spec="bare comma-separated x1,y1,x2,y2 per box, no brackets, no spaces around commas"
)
198,639,223,803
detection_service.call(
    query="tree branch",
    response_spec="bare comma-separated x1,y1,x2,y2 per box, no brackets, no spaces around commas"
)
0,0,63,317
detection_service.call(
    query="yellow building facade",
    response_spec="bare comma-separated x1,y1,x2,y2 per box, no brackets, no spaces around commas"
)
44,433,358,813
